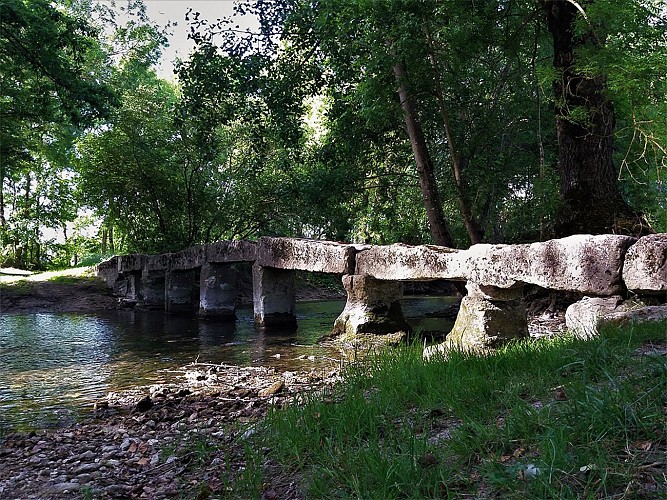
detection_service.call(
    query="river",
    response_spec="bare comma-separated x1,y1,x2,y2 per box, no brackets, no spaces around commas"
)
0,298,456,432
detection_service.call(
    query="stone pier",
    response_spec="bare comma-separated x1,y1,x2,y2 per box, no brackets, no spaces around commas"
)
166,269,198,314
424,282,527,357
252,263,297,329
332,275,411,339
199,263,237,319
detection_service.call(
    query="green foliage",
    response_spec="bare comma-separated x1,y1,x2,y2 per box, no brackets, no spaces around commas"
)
2,0,665,267
250,322,666,498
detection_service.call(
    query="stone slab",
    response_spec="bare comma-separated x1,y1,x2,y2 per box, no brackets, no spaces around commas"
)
623,234,667,295
144,253,172,272
170,245,207,271
117,254,147,273
357,234,635,295
257,237,361,274
206,240,257,263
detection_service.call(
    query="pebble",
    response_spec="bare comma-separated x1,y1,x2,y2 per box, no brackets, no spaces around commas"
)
0,362,340,499
50,482,80,493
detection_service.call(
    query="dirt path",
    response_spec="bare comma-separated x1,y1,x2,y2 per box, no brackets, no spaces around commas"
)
0,268,118,313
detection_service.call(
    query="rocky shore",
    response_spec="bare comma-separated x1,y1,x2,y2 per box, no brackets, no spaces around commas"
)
0,363,340,499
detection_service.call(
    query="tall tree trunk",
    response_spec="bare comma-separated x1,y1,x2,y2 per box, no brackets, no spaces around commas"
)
541,0,649,237
101,227,107,255
0,166,6,231
424,24,483,245
393,60,456,248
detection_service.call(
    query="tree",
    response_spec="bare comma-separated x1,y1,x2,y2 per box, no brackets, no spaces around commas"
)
539,0,661,236
0,0,115,267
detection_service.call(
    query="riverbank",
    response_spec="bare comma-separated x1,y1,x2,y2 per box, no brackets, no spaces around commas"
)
0,362,340,499
1,323,665,499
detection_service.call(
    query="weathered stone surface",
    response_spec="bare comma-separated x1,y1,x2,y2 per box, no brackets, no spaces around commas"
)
354,243,461,281
332,275,411,339
623,234,667,295
199,263,236,319
165,270,198,314
566,296,667,338
424,282,528,358
118,254,147,273
144,253,171,272
139,269,166,308
171,245,207,271
206,240,257,263
252,263,297,329
357,235,635,295
96,256,119,286
565,296,624,339
513,235,636,295
257,237,362,274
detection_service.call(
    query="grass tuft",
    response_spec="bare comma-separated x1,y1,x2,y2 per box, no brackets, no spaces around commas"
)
241,321,666,498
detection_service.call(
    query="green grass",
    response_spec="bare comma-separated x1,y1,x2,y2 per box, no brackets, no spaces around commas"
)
241,322,666,498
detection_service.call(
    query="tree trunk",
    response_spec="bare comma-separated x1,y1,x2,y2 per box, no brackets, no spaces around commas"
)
393,60,456,248
424,24,483,245
541,0,649,237
0,167,6,231
101,227,107,254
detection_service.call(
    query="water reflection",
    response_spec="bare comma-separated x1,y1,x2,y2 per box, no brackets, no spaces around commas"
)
0,297,456,432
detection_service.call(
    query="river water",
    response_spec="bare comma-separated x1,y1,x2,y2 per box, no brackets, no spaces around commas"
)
0,298,455,432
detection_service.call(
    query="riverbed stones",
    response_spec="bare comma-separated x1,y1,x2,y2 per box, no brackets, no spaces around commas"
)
424,282,528,359
623,234,667,295
332,275,411,339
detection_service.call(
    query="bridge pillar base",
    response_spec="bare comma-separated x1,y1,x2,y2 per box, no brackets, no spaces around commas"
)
199,263,236,319
424,282,528,358
139,269,166,309
252,263,297,329
332,275,411,339
166,269,198,314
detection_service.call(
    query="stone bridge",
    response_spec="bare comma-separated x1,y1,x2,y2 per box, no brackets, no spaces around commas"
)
97,234,666,354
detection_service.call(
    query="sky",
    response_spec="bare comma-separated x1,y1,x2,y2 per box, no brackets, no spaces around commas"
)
140,1,255,80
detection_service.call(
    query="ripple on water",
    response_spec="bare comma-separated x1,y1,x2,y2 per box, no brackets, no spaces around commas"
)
0,297,456,431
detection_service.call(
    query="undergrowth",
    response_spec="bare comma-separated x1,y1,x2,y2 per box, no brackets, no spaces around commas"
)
236,322,666,498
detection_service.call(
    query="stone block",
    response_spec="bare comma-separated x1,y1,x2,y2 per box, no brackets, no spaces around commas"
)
139,269,166,308
96,256,119,287
355,243,462,281
199,263,237,319
117,254,147,273
566,296,667,338
170,245,207,271
424,293,528,358
623,234,667,295
166,269,198,314
357,235,635,295
257,237,361,274
252,263,297,329
144,253,171,271
332,275,411,339
206,240,257,263
509,234,636,295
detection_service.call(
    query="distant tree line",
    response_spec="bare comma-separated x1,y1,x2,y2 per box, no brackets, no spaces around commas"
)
1,0,665,269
